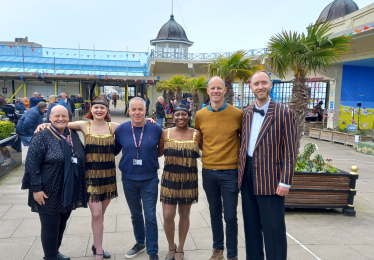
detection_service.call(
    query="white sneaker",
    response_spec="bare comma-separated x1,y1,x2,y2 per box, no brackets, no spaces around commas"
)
1,158,16,166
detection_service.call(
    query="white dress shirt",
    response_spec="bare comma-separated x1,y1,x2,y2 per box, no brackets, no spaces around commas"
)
248,98,291,189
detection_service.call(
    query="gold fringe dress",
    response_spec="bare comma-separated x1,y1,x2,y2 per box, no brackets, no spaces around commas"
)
85,122,118,202
160,128,200,205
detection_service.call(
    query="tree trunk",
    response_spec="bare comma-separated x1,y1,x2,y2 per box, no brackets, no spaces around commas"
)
289,75,309,154
191,92,200,120
163,90,167,104
167,90,174,104
224,77,234,105
176,89,183,103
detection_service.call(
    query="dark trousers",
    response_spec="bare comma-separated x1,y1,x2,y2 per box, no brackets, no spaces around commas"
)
38,211,72,260
122,177,159,256
202,168,239,259
241,156,287,260
113,99,117,108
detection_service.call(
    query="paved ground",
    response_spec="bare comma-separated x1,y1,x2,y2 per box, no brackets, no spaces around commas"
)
0,101,373,260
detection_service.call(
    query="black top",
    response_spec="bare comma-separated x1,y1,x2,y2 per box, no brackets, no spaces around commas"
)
156,101,166,118
21,129,87,215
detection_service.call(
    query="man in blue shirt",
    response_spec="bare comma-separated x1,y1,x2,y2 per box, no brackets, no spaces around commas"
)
29,92,45,108
115,97,163,260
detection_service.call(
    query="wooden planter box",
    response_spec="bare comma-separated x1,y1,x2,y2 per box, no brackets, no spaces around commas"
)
165,118,173,123
304,122,323,132
285,166,359,216
320,130,333,141
332,131,347,144
346,135,373,146
309,128,321,139
165,122,174,128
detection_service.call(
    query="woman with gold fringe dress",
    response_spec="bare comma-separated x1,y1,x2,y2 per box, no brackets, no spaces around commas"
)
158,103,202,260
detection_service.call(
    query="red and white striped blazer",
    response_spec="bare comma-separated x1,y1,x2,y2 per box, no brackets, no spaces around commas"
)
238,100,297,195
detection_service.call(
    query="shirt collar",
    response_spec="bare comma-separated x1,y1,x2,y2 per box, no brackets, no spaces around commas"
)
255,98,271,115
208,101,227,112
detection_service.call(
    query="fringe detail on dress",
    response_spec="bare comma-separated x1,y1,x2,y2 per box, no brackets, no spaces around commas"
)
161,171,198,182
164,156,197,167
86,153,115,163
86,168,116,178
88,191,118,202
86,161,116,170
161,179,198,189
86,176,116,186
85,144,115,154
85,135,114,147
160,187,198,204
160,196,198,205
163,164,198,174
87,183,117,195
164,148,200,159
164,141,199,152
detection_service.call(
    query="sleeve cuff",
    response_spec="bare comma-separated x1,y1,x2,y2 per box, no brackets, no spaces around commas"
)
279,183,291,188
30,185,42,192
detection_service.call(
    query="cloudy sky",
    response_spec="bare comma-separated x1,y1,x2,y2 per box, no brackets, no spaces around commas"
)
2,0,373,53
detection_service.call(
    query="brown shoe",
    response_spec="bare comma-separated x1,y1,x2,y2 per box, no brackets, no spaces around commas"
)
209,249,224,260
228,257,238,260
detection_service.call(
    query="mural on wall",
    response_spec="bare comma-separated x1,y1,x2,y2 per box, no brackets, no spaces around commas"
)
339,105,374,130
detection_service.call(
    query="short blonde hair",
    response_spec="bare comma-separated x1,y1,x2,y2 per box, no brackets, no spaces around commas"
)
49,95,57,103
158,96,164,101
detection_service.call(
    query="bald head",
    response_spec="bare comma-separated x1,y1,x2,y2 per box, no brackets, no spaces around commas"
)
208,76,225,89
50,105,69,132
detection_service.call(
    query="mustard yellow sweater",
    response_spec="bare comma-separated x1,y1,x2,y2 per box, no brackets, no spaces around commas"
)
195,104,243,169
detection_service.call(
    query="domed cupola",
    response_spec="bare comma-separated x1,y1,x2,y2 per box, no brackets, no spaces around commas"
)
151,15,193,58
318,0,359,22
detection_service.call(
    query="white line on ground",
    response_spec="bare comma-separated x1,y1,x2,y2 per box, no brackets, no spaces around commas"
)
196,157,321,259
286,232,321,260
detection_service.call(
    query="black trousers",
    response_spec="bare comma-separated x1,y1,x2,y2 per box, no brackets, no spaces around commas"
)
38,211,72,260
241,156,287,260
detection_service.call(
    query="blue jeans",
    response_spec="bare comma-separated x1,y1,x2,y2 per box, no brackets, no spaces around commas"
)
202,168,239,259
122,177,159,255
157,118,164,127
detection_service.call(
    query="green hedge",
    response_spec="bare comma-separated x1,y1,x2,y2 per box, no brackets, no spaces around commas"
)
0,121,15,140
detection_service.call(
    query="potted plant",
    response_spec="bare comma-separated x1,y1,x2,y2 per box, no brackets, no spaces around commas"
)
0,121,16,146
286,143,358,216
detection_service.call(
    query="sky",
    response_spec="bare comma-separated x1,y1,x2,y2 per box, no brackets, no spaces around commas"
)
1,0,373,53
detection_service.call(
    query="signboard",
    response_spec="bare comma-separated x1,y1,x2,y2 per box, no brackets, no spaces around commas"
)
355,135,360,143
347,124,357,131
2,87,7,94
329,101,334,109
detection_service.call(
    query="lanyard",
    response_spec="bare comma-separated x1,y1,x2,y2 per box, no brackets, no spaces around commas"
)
50,125,74,154
131,121,146,159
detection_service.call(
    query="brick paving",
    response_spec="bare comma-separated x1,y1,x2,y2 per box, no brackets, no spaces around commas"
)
0,101,373,260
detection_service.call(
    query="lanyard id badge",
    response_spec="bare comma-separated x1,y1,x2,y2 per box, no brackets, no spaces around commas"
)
131,121,146,166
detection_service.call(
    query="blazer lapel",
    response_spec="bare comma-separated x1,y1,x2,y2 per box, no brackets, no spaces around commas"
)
242,105,254,156
254,100,275,151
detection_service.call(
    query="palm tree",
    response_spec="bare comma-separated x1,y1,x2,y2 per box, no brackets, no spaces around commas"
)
204,50,264,105
168,75,188,103
155,81,168,103
187,76,208,119
261,19,352,153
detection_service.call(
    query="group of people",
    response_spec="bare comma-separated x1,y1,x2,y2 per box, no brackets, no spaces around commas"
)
155,97,192,127
21,70,297,260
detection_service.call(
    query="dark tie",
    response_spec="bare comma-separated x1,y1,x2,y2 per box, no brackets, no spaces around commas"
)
253,107,265,116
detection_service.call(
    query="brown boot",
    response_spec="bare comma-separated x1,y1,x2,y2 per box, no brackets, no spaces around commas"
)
228,257,238,260
209,249,224,260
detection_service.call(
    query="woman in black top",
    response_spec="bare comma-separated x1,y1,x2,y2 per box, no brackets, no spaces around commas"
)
22,105,87,260
156,96,166,126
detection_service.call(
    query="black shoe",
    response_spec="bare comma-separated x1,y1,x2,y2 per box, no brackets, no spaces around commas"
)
149,255,159,260
125,243,146,259
57,252,70,260
92,245,111,258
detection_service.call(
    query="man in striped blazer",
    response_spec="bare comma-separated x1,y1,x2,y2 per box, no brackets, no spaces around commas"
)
238,70,297,260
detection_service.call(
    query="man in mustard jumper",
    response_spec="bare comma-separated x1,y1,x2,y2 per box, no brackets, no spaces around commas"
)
195,76,242,260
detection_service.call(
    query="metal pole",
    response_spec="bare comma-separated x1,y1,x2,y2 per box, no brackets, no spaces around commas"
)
12,80,15,104
55,81,57,95
22,45,25,72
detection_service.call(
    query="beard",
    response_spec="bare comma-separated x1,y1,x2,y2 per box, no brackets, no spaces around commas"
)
254,89,271,101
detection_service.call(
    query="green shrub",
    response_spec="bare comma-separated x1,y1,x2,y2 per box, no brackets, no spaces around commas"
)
0,111,5,118
0,121,15,140
74,103,81,109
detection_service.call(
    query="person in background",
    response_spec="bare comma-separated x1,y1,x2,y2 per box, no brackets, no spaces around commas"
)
173,100,177,105
137,93,142,98
30,92,45,108
112,92,118,108
156,96,165,127
76,94,85,114
144,94,150,116
158,103,202,260
59,93,74,122
16,102,48,164
0,96,16,167
316,101,324,121
187,97,192,112
17,98,27,112
22,105,87,260
165,100,174,116
181,97,187,105
46,95,59,123
23,97,30,110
